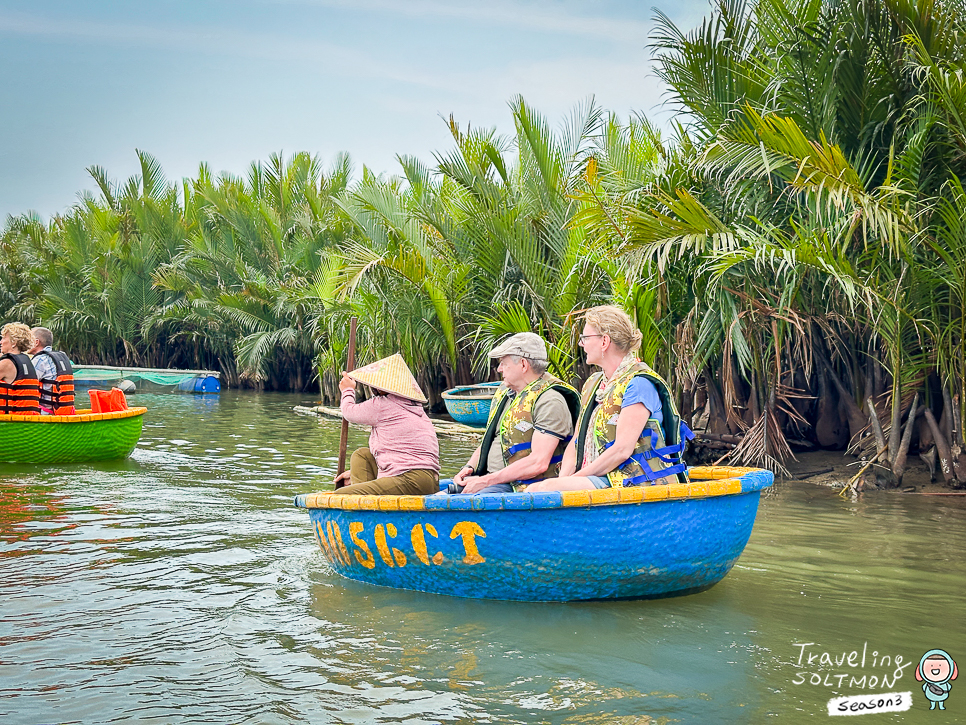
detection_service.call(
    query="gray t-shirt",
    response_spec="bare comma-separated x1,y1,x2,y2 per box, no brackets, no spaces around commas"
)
486,388,574,473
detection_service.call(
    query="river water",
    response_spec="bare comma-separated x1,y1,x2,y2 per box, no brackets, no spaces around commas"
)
1,392,964,724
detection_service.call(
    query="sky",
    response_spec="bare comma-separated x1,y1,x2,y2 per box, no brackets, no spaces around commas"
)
0,0,709,220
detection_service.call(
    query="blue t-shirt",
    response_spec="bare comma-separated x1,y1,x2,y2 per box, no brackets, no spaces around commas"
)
620,376,663,426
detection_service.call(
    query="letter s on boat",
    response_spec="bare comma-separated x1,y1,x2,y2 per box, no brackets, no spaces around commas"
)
350,521,376,569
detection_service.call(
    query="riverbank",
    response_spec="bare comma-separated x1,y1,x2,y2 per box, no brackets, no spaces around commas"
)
782,449,960,495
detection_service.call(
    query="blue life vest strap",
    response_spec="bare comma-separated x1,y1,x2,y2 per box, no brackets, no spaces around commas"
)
506,441,531,456
622,463,689,486
602,420,695,486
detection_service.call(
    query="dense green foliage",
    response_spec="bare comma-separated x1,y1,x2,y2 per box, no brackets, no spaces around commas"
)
3,0,965,479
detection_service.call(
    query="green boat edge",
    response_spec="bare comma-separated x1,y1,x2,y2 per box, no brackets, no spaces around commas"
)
0,407,147,464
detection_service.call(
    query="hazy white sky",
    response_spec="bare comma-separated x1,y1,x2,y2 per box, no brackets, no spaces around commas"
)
0,0,710,219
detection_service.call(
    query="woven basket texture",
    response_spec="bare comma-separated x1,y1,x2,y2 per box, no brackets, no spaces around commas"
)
0,411,145,463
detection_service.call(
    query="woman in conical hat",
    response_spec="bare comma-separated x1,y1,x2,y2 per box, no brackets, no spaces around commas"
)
334,353,440,496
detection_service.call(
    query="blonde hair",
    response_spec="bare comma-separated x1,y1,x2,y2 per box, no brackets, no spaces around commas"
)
1,323,34,353
583,306,642,353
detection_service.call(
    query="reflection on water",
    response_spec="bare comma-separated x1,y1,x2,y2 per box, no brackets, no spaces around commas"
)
0,391,963,723
302,581,759,723
0,479,75,546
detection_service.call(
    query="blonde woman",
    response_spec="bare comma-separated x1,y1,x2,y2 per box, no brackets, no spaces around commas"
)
0,322,42,415
528,306,691,492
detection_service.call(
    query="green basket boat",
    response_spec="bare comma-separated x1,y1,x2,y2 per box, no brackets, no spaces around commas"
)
0,407,147,464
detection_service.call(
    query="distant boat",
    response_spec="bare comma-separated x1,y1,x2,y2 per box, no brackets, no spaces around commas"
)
295,465,774,602
0,407,146,464
72,365,221,394
440,382,501,427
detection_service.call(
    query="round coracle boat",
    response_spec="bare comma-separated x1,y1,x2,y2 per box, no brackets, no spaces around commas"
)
0,407,147,464
295,465,774,602
440,382,500,427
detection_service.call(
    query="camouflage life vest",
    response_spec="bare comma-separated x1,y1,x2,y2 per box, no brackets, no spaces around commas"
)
574,361,693,487
477,374,580,486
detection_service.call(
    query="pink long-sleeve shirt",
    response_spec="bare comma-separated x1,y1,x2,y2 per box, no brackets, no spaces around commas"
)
341,390,440,477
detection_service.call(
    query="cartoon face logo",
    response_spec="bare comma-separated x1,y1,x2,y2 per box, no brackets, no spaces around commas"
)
916,649,958,711
924,658,952,683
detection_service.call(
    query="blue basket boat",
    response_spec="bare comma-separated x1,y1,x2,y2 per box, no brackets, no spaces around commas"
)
294,465,773,602
440,382,501,427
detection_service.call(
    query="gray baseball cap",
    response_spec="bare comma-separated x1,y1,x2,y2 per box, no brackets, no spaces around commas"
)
488,332,548,361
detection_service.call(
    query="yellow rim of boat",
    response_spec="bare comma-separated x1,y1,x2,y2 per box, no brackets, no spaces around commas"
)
0,407,147,424
295,465,773,512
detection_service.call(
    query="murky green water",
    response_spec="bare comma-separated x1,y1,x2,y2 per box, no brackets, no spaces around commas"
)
1,392,964,724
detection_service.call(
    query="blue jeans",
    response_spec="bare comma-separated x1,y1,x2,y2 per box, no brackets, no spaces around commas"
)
588,475,611,489
475,483,514,494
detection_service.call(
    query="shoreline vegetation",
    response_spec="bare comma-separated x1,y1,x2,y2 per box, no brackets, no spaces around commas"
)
3,0,965,487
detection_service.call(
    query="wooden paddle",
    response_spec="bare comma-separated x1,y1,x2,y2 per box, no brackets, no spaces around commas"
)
335,316,357,488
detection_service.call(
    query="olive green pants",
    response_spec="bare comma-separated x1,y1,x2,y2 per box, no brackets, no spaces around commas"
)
337,447,439,496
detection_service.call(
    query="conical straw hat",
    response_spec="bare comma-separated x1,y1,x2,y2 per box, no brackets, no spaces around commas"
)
347,353,428,403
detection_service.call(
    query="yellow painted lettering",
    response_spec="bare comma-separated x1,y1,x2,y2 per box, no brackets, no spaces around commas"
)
385,523,407,567
349,521,375,569
373,524,395,567
320,523,343,564
425,524,443,564
450,521,486,564
412,523,442,566
321,522,341,565
315,522,335,560
411,524,430,565
328,521,351,566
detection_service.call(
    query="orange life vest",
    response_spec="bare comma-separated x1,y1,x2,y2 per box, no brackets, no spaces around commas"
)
0,353,41,415
32,350,76,415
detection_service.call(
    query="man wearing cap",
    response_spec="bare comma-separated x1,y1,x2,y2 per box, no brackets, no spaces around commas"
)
451,333,579,494
333,353,440,496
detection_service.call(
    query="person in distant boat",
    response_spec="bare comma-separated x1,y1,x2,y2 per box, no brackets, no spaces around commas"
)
0,322,42,415
333,354,440,496
449,333,579,494
527,306,692,493
28,327,76,415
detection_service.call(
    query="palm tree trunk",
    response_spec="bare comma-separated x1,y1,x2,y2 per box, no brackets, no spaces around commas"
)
888,385,902,466
866,397,898,487
820,357,868,446
703,367,732,435
923,409,955,484
814,366,848,448
892,395,920,484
